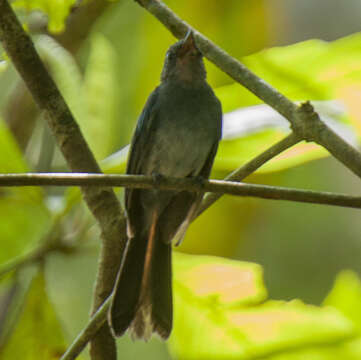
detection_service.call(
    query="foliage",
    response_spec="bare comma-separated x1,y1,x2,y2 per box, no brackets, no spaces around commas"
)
0,271,67,359
13,0,77,33
0,1,361,360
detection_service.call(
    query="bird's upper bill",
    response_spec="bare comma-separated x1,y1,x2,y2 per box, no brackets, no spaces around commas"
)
161,30,206,83
178,31,200,57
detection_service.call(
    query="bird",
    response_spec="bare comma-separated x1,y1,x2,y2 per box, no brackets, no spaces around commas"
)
109,31,222,341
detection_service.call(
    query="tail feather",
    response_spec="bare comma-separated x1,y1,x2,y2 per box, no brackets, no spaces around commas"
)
109,233,148,337
109,222,172,340
150,238,172,338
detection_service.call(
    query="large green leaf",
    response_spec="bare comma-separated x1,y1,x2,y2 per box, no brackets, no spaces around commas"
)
213,33,361,174
173,252,267,307
36,34,118,161
218,33,361,113
0,120,28,174
13,0,76,33
83,33,118,160
0,120,50,265
0,271,66,359
323,270,361,331
169,253,356,360
0,118,45,201
35,35,86,129
0,196,50,265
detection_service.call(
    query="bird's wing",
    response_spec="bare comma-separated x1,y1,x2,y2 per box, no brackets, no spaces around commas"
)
126,87,161,177
125,88,160,198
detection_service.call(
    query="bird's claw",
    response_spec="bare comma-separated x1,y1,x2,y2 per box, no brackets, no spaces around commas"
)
151,172,164,186
193,175,206,189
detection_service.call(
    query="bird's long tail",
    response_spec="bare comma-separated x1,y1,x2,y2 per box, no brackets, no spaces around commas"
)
109,215,172,340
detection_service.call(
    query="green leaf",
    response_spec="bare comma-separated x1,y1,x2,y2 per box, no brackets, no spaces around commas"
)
36,34,118,161
0,271,66,359
323,270,361,331
0,120,50,266
0,119,43,200
212,33,361,174
13,0,76,33
258,338,361,360
173,252,267,307
35,35,86,126
218,33,361,114
0,120,28,174
0,197,51,265
83,33,118,159
0,60,7,73
101,145,128,174
169,253,355,360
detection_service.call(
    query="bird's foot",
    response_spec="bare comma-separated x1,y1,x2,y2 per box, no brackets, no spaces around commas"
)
151,172,165,187
192,175,206,189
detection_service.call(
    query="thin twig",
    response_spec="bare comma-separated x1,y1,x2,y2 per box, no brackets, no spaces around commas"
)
60,296,111,360
134,0,361,179
0,242,53,278
0,173,360,209
198,133,301,215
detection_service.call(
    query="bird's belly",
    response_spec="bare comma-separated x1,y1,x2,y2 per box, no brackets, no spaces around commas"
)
144,123,213,178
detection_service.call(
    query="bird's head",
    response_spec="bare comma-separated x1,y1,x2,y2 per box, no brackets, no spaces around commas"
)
161,31,206,84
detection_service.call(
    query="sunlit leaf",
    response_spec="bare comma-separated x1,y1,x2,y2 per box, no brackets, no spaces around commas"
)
212,33,361,174
101,145,128,174
0,271,66,359
0,120,28,174
170,254,356,360
323,270,361,331
220,32,361,113
13,0,76,33
339,84,361,137
173,252,267,307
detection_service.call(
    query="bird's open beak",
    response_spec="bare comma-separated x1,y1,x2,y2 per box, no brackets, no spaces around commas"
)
181,30,200,54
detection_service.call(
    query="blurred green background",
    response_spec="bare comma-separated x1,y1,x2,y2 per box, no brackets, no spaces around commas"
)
1,0,361,359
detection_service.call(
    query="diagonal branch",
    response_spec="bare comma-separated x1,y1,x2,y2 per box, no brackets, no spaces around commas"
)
0,1,123,359
0,238,70,279
60,296,112,360
198,133,301,215
134,0,361,179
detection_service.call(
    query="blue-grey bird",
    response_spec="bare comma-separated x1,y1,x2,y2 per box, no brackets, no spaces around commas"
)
109,31,222,340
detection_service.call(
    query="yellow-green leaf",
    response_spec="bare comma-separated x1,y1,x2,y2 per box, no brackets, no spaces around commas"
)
0,271,66,359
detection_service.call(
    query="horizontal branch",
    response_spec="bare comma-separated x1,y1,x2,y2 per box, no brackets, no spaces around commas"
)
0,173,360,209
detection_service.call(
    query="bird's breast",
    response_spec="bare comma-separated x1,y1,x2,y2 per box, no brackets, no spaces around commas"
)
143,87,220,177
